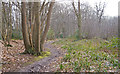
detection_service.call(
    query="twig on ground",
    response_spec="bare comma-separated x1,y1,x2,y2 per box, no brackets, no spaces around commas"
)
12,40,19,44
0,41,4,45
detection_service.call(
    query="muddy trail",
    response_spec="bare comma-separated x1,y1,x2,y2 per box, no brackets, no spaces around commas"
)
18,41,65,72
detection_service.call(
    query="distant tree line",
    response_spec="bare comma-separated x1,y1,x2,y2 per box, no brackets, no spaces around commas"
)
51,2,118,39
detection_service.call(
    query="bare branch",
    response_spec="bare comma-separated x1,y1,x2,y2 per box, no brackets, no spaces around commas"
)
72,2,79,18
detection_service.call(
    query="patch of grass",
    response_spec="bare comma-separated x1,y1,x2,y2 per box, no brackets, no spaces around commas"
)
53,38,118,72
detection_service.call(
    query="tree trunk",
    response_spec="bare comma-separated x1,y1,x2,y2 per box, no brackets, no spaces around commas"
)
21,2,31,52
8,2,12,45
40,1,55,51
77,0,82,40
32,3,36,48
28,2,33,47
34,2,41,54
72,0,82,40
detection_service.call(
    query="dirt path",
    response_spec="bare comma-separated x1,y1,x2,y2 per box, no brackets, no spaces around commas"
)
18,41,65,72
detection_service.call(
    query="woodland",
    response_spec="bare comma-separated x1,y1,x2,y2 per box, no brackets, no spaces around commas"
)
0,0,119,72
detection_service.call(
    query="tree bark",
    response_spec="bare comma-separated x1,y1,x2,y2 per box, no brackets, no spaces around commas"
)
40,1,55,51
72,0,82,40
8,2,12,45
21,2,31,52
78,0,82,39
34,2,41,54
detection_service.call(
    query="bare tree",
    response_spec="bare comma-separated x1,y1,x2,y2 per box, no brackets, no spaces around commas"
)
50,2,116,39
72,0,82,39
95,2,106,23
1,2,12,46
21,0,55,55
40,1,55,51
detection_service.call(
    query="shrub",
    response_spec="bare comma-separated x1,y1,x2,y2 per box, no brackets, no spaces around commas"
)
60,33,63,38
47,28,55,40
75,30,80,40
107,37,118,48
12,29,23,40
73,30,88,40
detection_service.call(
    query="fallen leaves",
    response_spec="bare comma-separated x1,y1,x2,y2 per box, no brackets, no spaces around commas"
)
2,40,35,72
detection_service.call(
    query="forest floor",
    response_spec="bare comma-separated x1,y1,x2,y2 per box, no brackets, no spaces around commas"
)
18,40,66,72
51,38,119,72
0,37,119,72
1,40,65,72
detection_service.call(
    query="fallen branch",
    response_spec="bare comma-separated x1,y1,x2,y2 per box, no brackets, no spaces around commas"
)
0,62,10,65
12,40,19,44
0,40,4,45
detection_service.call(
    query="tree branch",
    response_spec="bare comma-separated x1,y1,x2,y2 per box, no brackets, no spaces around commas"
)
72,2,79,18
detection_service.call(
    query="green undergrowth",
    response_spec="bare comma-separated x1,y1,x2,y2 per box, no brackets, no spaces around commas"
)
53,37,119,72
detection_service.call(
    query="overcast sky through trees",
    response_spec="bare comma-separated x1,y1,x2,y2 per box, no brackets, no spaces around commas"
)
81,0,119,17
2,0,120,16
56,0,120,17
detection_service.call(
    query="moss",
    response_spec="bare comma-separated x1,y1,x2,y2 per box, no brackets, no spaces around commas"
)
35,51,51,61
34,57,41,61
23,51,51,67
38,56,44,59
44,51,51,56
